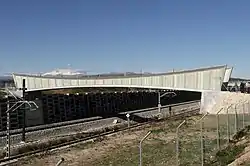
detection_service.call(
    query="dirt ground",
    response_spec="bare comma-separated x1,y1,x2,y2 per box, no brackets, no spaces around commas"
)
9,114,250,166
11,120,178,166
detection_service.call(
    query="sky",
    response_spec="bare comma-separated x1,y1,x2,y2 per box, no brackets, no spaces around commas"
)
0,0,250,77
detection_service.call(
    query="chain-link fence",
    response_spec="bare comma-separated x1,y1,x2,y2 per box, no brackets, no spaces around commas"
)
175,118,199,166
90,101,250,165
215,102,250,148
8,101,248,165
174,101,250,166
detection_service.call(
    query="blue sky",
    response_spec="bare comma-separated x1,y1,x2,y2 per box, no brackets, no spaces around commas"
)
0,0,250,77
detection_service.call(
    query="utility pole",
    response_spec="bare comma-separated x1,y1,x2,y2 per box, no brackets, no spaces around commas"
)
5,100,38,158
158,91,176,113
19,79,27,142
5,96,10,159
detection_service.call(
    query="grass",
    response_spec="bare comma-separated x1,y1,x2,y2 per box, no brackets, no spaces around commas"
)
92,137,177,166
209,144,246,166
89,114,250,166
151,128,165,134
89,116,210,166
10,114,250,166
207,124,250,166
91,133,219,166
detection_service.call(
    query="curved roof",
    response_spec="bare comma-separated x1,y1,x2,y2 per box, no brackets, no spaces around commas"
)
13,65,227,80
12,65,228,92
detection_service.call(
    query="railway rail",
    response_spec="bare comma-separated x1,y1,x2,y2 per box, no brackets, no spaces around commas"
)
0,103,200,165
0,100,200,137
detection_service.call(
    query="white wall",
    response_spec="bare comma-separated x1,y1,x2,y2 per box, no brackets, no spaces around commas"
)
200,91,250,114
12,65,227,92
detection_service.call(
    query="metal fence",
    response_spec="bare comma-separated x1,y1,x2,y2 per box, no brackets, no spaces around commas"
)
2,100,250,165
175,101,250,166
134,101,250,166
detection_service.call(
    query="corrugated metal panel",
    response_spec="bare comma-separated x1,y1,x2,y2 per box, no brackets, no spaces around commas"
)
12,65,227,92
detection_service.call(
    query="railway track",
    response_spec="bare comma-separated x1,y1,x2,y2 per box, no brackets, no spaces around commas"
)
0,100,200,137
0,104,200,165
0,100,200,148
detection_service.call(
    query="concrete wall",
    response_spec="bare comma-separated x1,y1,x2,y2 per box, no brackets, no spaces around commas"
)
223,67,233,82
200,91,250,114
12,65,227,92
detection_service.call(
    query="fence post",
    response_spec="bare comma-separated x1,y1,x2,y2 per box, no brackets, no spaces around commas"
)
234,104,238,134
242,102,245,129
216,108,224,150
248,101,250,114
226,105,233,144
139,131,151,166
248,102,250,125
201,121,204,166
176,120,186,166
55,158,65,166
196,112,208,166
